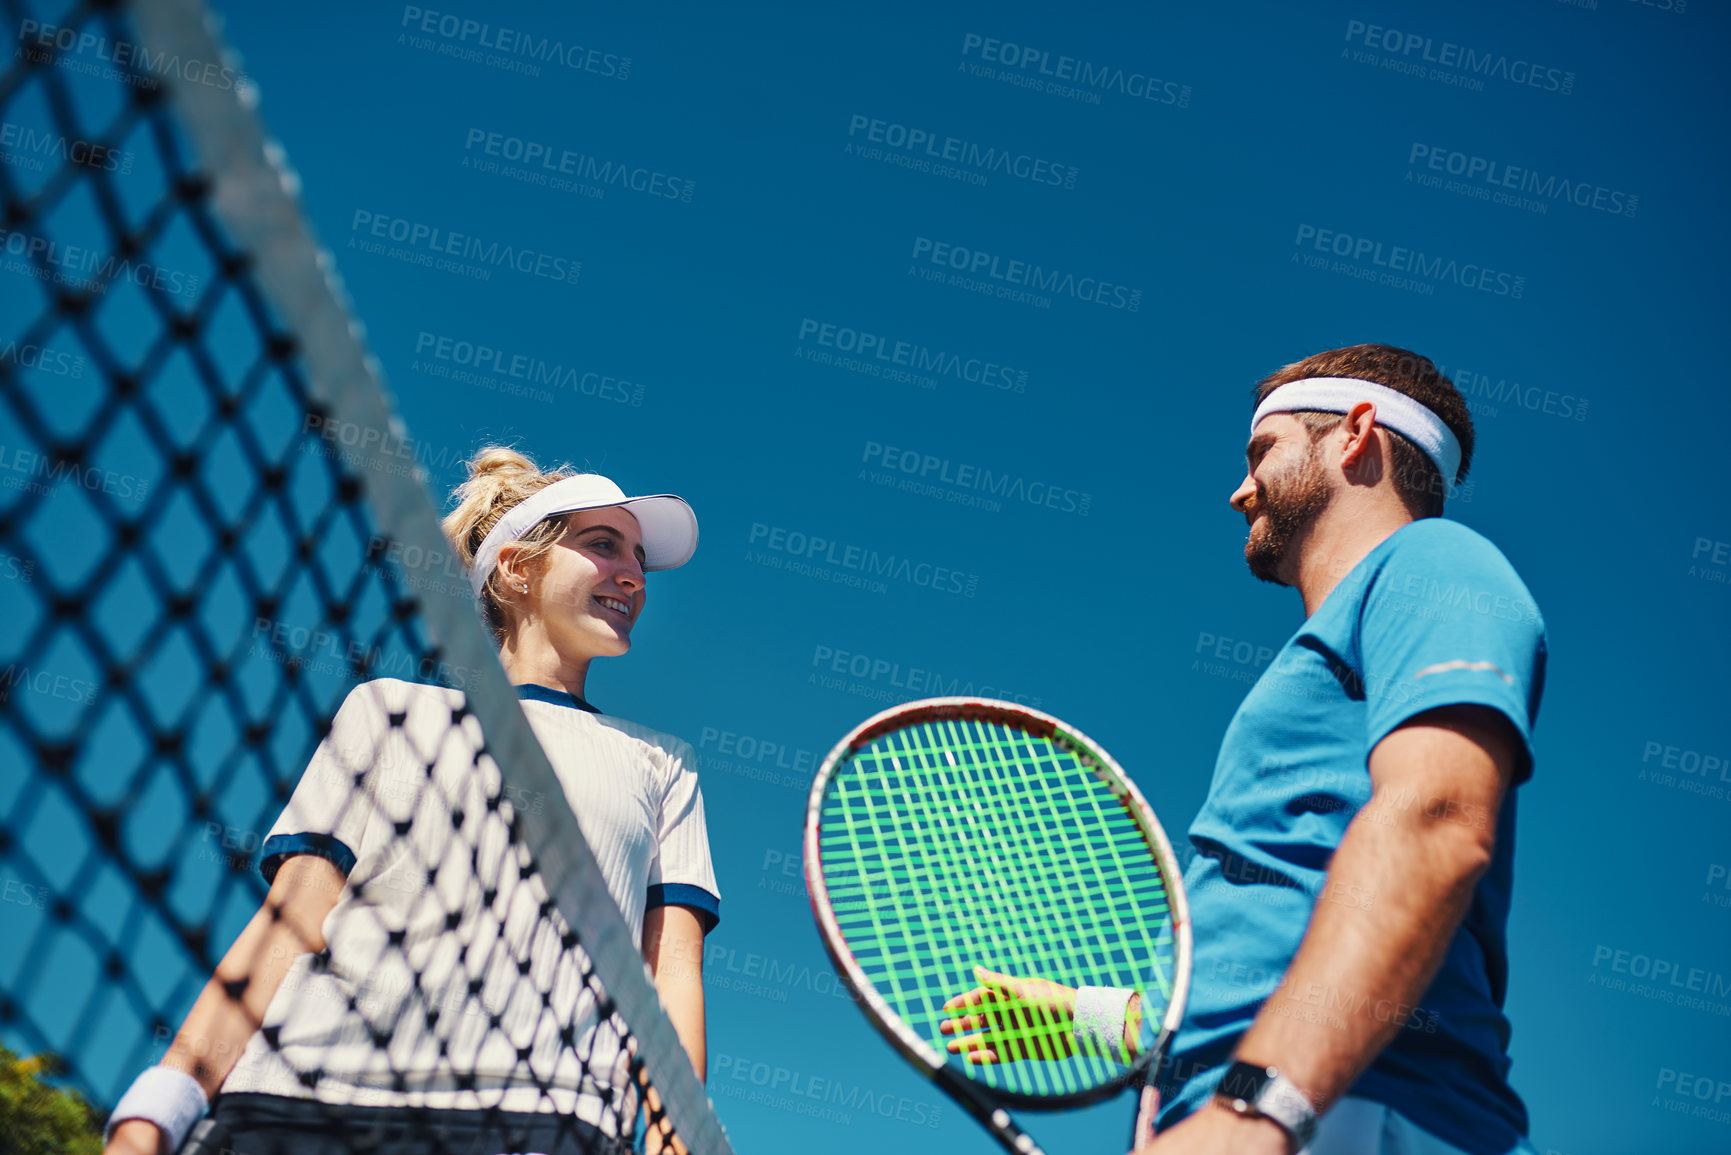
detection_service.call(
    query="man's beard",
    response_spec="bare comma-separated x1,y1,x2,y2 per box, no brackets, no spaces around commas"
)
1244,445,1333,585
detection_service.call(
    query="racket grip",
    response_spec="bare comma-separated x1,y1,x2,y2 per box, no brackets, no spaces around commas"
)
1132,1082,1161,1149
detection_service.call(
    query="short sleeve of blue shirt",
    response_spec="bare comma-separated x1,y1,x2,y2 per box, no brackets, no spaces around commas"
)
1357,521,1547,782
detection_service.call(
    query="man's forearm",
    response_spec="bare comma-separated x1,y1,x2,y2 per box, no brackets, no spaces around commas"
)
1231,795,1492,1113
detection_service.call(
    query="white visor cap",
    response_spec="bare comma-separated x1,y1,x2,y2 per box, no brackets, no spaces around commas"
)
469,473,698,598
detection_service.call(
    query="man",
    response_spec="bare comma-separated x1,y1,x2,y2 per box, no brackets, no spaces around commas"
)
1144,344,1545,1154
939,345,1545,1153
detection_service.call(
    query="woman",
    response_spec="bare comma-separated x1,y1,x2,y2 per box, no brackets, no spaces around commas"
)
105,447,720,1155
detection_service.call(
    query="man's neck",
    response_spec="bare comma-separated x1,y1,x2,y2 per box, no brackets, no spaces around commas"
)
1291,498,1415,616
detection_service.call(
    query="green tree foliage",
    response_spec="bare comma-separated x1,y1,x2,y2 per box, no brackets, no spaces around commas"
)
0,1045,104,1155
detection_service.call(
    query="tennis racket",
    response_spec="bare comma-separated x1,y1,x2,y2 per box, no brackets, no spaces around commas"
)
804,698,1191,1154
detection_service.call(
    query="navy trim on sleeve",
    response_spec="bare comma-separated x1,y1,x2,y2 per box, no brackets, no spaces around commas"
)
646,883,721,934
516,683,601,714
260,832,358,884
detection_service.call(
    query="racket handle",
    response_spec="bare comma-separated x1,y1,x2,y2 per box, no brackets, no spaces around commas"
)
980,1103,1045,1155
944,1076,1046,1155
1133,1081,1161,1149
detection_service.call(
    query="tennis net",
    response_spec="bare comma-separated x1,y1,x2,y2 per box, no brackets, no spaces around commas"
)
0,0,728,1150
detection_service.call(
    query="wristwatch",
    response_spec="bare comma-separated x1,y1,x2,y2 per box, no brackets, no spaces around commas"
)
1213,1060,1318,1151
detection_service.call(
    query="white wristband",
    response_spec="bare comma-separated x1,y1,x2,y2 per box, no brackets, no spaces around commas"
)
1072,985,1134,1058
104,1066,209,1151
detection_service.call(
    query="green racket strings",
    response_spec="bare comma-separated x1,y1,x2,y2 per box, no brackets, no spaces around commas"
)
818,715,1175,1098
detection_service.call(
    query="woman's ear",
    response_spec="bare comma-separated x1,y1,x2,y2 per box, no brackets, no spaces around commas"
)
495,543,528,594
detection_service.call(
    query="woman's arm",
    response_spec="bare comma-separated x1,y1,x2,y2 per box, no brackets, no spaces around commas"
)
642,905,707,1075
104,855,347,1155
637,905,708,1155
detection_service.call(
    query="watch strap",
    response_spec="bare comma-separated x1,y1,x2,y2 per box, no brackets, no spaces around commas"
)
1215,1060,1318,1150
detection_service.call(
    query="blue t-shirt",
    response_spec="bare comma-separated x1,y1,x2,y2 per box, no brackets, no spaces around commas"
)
1158,519,1546,1155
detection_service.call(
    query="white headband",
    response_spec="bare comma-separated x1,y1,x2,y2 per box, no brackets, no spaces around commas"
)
468,473,698,597
1250,376,1461,483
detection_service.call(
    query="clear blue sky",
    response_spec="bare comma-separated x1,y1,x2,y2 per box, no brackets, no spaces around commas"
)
7,0,1731,1152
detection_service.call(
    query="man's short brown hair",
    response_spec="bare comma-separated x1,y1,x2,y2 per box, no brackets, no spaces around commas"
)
1253,344,1474,519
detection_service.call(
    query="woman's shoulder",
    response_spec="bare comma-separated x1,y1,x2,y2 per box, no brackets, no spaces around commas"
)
332,677,469,732
588,713,698,769
342,676,465,708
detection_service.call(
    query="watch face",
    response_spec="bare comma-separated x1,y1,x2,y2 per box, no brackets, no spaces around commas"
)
1218,1060,1276,1102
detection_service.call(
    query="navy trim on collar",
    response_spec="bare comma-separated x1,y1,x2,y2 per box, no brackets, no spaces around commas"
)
516,683,601,714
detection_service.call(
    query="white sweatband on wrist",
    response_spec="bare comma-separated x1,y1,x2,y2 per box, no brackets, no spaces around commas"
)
104,1066,209,1151
1072,985,1134,1058
1251,376,1462,484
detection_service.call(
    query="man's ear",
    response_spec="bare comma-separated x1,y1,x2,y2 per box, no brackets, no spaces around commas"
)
1337,402,1380,474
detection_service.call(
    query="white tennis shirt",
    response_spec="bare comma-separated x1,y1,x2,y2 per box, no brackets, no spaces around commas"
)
221,678,720,1133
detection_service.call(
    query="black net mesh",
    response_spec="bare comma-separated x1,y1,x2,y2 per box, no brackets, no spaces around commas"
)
0,2,711,1152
